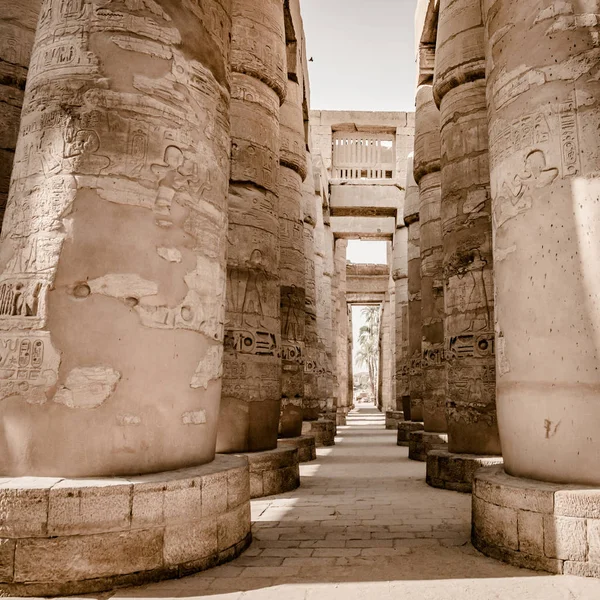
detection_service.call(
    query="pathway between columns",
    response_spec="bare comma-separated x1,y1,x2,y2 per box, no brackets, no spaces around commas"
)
112,405,600,600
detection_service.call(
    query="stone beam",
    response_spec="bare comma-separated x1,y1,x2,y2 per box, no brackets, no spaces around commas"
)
330,182,404,218
330,216,396,240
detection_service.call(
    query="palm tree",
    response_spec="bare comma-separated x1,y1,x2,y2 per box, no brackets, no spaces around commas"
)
355,306,381,402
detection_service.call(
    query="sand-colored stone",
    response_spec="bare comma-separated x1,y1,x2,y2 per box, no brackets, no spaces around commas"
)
0,0,232,477
302,419,335,447
278,435,317,463
408,430,448,462
484,0,600,485
218,0,286,454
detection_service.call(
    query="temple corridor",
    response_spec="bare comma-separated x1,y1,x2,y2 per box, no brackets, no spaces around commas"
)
108,405,600,600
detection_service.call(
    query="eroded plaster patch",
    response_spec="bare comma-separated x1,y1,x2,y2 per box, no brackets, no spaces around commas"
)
117,414,142,426
54,366,121,409
191,345,223,389
182,410,207,425
87,274,158,300
157,247,182,263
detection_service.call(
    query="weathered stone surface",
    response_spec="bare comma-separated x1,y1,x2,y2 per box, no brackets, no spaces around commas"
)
385,410,405,430
278,435,317,463
0,457,251,595
0,0,232,478
302,419,335,447
0,0,41,226
397,420,424,446
218,0,285,454
414,86,446,434
243,446,300,499
408,430,448,462
485,0,600,485
518,510,544,557
393,224,410,414
426,450,503,493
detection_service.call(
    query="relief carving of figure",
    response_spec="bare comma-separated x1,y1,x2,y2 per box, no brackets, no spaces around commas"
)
494,149,559,229
282,286,302,341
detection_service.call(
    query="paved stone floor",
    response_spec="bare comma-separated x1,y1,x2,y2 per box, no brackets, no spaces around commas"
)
110,405,600,600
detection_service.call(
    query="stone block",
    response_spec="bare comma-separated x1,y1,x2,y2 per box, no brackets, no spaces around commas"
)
472,466,555,514
201,470,228,517
164,477,203,523
518,510,544,556
588,519,600,563
130,482,165,529
263,466,300,497
0,478,60,538
14,529,163,583
249,472,264,499
397,421,424,446
0,539,14,580
227,466,251,509
555,489,600,519
564,561,600,578
218,502,251,552
472,495,518,551
427,452,503,493
543,515,587,561
48,480,132,536
163,519,218,566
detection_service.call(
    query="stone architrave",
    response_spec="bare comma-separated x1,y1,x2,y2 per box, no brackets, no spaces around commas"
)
0,1,41,226
393,225,410,415
404,155,423,421
278,78,307,438
218,0,286,454
414,85,446,434
434,0,499,456
0,0,232,478
485,0,600,485
302,152,320,421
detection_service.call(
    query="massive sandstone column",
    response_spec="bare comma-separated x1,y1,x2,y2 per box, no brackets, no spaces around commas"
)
333,238,349,424
0,0,232,477
393,226,410,414
0,1,41,225
278,78,307,438
414,85,447,435
485,0,600,485
434,0,500,456
302,153,320,421
404,156,424,422
218,0,285,453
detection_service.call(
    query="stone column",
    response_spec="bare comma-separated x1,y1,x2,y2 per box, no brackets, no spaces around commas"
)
302,153,320,421
404,155,424,422
0,1,41,225
485,0,600,485
278,77,307,439
320,209,336,416
347,304,354,408
0,0,232,478
393,225,410,415
426,0,500,493
333,238,349,425
218,0,286,453
472,1,600,575
414,85,447,434
409,85,448,461
380,275,396,413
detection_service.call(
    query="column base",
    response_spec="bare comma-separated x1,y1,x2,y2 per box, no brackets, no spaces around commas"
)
473,465,600,577
278,435,317,463
240,447,300,499
0,455,251,597
397,421,424,446
336,410,347,426
385,410,405,430
302,419,336,447
408,430,448,462
426,450,503,493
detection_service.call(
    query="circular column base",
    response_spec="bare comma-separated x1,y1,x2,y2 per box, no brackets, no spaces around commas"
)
302,419,336,447
278,435,317,463
336,410,348,426
0,455,252,597
397,421,424,446
473,465,600,577
408,430,448,462
241,447,300,499
385,411,405,430
426,450,503,493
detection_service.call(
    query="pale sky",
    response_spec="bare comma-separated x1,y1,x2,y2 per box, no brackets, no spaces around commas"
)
302,0,418,113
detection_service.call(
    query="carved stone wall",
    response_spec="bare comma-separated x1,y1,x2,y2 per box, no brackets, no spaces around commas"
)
218,0,285,453
278,77,307,439
0,0,232,477
435,0,499,455
414,85,446,434
0,1,41,227
485,0,600,485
